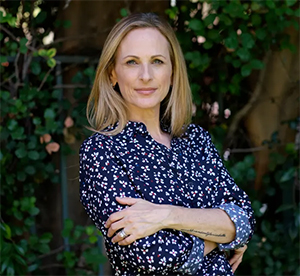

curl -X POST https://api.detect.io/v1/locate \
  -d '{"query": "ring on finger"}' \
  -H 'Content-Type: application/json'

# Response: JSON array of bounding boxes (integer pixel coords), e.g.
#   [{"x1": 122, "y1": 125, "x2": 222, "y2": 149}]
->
[{"x1": 118, "y1": 229, "x2": 127, "y2": 239}]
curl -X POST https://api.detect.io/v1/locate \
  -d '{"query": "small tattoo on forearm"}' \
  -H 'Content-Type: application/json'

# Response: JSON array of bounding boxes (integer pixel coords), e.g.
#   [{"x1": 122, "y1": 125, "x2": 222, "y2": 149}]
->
[{"x1": 181, "y1": 229, "x2": 226, "y2": 237}]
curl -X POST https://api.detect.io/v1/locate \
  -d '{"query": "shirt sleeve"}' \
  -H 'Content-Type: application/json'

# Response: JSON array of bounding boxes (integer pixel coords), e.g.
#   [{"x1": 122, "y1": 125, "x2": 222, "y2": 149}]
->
[
  {"x1": 202, "y1": 129, "x2": 256, "y2": 250},
  {"x1": 79, "y1": 136, "x2": 204, "y2": 275}
]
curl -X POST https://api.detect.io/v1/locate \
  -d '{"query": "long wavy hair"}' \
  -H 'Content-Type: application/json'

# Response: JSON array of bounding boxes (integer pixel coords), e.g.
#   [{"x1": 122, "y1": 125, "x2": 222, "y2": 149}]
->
[{"x1": 87, "y1": 13, "x2": 192, "y2": 137}]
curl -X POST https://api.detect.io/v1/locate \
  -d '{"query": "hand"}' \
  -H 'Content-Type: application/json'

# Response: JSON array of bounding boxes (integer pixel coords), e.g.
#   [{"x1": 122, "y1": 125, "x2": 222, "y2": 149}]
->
[
  {"x1": 105, "y1": 197, "x2": 171, "y2": 246},
  {"x1": 204, "y1": 240, "x2": 217, "y2": 256},
  {"x1": 228, "y1": 245, "x2": 247, "y2": 273}
]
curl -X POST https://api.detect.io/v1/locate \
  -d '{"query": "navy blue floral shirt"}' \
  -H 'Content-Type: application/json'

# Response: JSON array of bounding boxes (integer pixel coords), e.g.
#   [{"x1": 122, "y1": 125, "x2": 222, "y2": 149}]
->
[{"x1": 79, "y1": 121, "x2": 255, "y2": 275}]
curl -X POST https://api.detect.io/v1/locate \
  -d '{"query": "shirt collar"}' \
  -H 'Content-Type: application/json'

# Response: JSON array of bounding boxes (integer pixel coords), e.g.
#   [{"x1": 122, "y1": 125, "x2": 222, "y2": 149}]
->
[{"x1": 117, "y1": 121, "x2": 171, "y2": 140}]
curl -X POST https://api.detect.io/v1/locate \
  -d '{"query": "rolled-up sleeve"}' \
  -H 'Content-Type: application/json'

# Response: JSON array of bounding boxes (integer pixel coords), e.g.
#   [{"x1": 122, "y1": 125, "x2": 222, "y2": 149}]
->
[
  {"x1": 79, "y1": 136, "x2": 204, "y2": 274},
  {"x1": 202, "y1": 130, "x2": 255, "y2": 250}
]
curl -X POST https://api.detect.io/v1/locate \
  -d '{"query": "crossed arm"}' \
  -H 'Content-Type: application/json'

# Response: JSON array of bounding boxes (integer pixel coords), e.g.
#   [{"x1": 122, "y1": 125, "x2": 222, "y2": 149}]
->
[
  {"x1": 105, "y1": 196, "x2": 234, "y2": 247},
  {"x1": 105, "y1": 196, "x2": 246, "y2": 271}
]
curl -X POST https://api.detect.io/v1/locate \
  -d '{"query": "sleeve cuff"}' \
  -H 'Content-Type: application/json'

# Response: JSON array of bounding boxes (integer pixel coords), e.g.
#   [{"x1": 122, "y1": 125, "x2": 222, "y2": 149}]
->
[
  {"x1": 177, "y1": 236, "x2": 204, "y2": 275},
  {"x1": 216, "y1": 203, "x2": 252, "y2": 250}
]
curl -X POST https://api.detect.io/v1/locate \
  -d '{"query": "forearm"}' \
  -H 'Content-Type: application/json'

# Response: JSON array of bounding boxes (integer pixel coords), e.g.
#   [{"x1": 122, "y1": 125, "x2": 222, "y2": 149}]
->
[{"x1": 163, "y1": 205, "x2": 236, "y2": 244}]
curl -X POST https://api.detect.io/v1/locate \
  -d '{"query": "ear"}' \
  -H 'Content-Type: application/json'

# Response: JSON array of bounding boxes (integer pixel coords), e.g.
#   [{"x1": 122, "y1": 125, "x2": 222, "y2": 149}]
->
[{"x1": 110, "y1": 68, "x2": 118, "y2": 86}]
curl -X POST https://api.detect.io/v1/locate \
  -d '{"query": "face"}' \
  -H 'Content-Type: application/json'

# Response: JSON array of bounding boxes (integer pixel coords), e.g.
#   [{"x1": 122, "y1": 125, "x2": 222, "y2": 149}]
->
[{"x1": 110, "y1": 28, "x2": 173, "y2": 118}]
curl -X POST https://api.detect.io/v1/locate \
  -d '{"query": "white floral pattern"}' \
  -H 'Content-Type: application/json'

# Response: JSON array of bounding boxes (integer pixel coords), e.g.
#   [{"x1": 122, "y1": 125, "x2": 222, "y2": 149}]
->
[{"x1": 79, "y1": 121, "x2": 255, "y2": 275}]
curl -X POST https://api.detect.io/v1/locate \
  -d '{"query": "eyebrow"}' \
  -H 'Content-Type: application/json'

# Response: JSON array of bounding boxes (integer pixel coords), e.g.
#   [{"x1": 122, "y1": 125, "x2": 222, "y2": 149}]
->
[{"x1": 123, "y1": 55, "x2": 167, "y2": 60}]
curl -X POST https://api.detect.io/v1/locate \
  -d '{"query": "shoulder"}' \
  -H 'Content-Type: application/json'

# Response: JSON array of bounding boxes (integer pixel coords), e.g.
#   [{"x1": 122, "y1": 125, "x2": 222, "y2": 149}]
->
[
  {"x1": 79, "y1": 132, "x2": 114, "y2": 158},
  {"x1": 184, "y1": 124, "x2": 212, "y2": 144}
]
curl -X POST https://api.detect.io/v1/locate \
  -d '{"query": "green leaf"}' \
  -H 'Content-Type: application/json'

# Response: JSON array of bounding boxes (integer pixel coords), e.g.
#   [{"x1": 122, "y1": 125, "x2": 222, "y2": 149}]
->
[
  {"x1": 203, "y1": 14, "x2": 216, "y2": 26},
  {"x1": 0, "y1": 10, "x2": 4, "y2": 23},
  {"x1": 44, "y1": 108, "x2": 56, "y2": 119},
  {"x1": 15, "y1": 147, "x2": 27, "y2": 159},
  {"x1": 37, "y1": 243, "x2": 50, "y2": 254},
  {"x1": 27, "y1": 264, "x2": 38, "y2": 272},
  {"x1": 266, "y1": 0, "x2": 276, "y2": 9},
  {"x1": 17, "y1": 171, "x2": 26, "y2": 181},
  {"x1": 25, "y1": 166, "x2": 36, "y2": 175},
  {"x1": 35, "y1": 11, "x2": 47, "y2": 24},
  {"x1": 19, "y1": 37, "x2": 28, "y2": 46},
  {"x1": 4, "y1": 223, "x2": 11, "y2": 239},
  {"x1": 241, "y1": 63, "x2": 252, "y2": 77},
  {"x1": 219, "y1": 14, "x2": 232, "y2": 26},
  {"x1": 286, "y1": 0, "x2": 297, "y2": 7},
  {"x1": 280, "y1": 167, "x2": 295, "y2": 182},
  {"x1": 251, "y1": 2, "x2": 261, "y2": 11},
  {"x1": 250, "y1": 59, "x2": 264, "y2": 69},
  {"x1": 14, "y1": 210, "x2": 23, "y2": 220},
  {"x1": 207, "y1": 29, "x2": 219, "y2": 40},
  {"x1": 251, "y1": 14, "x2": 262, "y2": 26},
  {"x1": 256, "y1": 28, "x2": 266, "y2": 40},
  {"x1": 120, "y1": 8, "x2": 128, "y2": 17},
  {"x1": 38, "y1": 49, "x2": 47, "y2": 57},
  {"x1": 89, "y1": 235, "x2": 98, "y2": 244},
  {"x1": 86, "y1": 225, "x2": 95, "y2": 236},
  {"x1": 29, "y1": 207, "x2": 40, "y2": 216},
  {"x1": 7, "y1": 119, "x2": 18, "y2": 131},
  {"x1": 224, "y1": 35, "x2": 238, "y2": 49},
  {"x1": 31, "y1": 61, "x2": 41, "y2": 75},
  {"x1": 0, "y1": 55, "x2": 8, "y2": 63},
  {"x1": 275, "y1": 204, "x2": 294, "y2": 213},
  {"x1": 33, "y1": 117, "x2": 41, "y2": 125},
  {"x1": 47, "y1": 58, "x2": 56, "y2": 68},
  {"x1": 236, "y1": 48, "x2": 251, "y2": 61},
  {"x1": 241, "y1": 33, "x2": 255, "y2": 49},
  {"x1": 40, "y1": 233, "x2": 53, "y2": 243},
  {"x1": 189, "y1": 18, "x2": 204, "y2": 31},
  {"x1": 295, "y1": 8, "x2": 300, "y2": 17},
  {"x1": 1, "y1": 257, "x2": 10, "y2": 273},
  {"x1": 203, "y1": 40, "x2": 213, "y2": 49},
  {"x1": 52, "y1": 89, "x2": 61, "y2": 99},
  {"x1": 1, "y1": 91, "x2": 10, "y2": 100},
  {"x1": 13, "y1": 244, "x2": 25, "y2": 256},
  {"x1": 28, "y1": 151, "x2": 39, "y2": 160},
  {"x1": 64, "y1": 218, "x2": 74, "y2": 231},
  {"x1": 63, "y1": 20, "x2": 72, "y2": 28},
  {"x1": 7, "y1": 16, "x2": 16, "y2": 27},
  {"x1": 14, "y1": 254, "x2": 27, "y2": 266},
  {"x1": 47, "y1": 48, "x2": 56, "y2": 58}
]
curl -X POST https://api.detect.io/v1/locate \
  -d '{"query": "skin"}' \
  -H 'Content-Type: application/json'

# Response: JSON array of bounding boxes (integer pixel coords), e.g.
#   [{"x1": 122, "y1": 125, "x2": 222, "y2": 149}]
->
[{"x1": 108, "y1": 27, "x2": 247, "y2": 272}]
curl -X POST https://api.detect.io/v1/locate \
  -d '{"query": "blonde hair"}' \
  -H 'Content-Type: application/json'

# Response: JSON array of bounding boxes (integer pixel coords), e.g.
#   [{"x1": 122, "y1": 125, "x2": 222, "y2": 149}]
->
[{"x1": 87, "y1": 13, "x2": 192, "y2": 137}]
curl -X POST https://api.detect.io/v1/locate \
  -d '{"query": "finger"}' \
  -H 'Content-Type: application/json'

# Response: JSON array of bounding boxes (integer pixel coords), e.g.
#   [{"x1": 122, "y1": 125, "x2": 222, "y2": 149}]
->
[
  {"x1": 107, "y1": 220, "x2": 125, "y2": 238},
  {"x1": 105, "y1": 210, "x2": 126, "y2": 228},
  {"x1": 112, "y1": 229, "x2": 130, "y2": 243},
  {"x1": 229, "y1": 253, "x2": 241, "y2": 265},
  {"x1": 231, "y1": 256, "x2": 243, "y2": 273},
  {"x1": 118, "y1": 234, "x2": 136, "y2": 246},
  {"x1": 116, "y1": 196, "x2": 140, "y2": 205}
]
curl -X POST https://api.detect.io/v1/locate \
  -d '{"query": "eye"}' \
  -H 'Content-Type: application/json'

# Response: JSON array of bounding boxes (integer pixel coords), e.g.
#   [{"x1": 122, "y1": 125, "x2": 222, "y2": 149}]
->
[
  {"x1": 126, "y1": 60, "x2": 137, "y2": 65},
  {"x1": 153, "y1": 59, "x2": 163, "y2": 64}
]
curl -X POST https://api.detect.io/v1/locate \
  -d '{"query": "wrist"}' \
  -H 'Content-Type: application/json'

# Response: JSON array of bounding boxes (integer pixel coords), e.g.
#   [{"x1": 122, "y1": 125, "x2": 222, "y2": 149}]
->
[{"x1": 160, "y1": 204, "x2": 180, "y2": 229}]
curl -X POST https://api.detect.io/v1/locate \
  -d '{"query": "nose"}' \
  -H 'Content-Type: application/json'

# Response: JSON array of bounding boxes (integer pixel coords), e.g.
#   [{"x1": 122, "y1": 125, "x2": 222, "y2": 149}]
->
[{"x1": 139, "y1": 63, "x2": 152, "y2": 82}]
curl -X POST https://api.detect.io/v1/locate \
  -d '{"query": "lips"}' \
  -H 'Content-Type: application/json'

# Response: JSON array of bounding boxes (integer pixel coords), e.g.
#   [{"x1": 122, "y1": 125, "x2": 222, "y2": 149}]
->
[{"x1": 134, "y1": 88, "x2": 157, "y2": 95}]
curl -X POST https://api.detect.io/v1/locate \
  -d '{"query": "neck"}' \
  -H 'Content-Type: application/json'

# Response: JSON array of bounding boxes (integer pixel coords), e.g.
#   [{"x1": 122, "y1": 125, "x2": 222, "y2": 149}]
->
[{"x1": 127, "y1": 107, "x2": 170, "y2": 147}]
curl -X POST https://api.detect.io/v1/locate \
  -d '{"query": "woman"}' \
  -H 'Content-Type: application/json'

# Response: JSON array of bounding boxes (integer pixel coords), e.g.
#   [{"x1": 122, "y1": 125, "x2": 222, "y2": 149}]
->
[{"x1": 79, "y1": 13, "x2": 255, "y2": 275}]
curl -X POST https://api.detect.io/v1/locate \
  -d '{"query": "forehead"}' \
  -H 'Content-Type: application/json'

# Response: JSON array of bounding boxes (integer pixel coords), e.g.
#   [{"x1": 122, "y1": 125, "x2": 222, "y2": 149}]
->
[{"x1": 116, "y1": 27, "x2": 171, "y2": 57}]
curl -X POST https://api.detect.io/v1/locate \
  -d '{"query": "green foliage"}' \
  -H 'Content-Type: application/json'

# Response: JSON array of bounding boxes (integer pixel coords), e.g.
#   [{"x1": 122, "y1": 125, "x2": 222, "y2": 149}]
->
[
  {"x1": 57, "y1": 219, "x2": 107, "y2": 275},
  {"x1": 166, "y1": 1, "x2": 299, "y2": 275},
  {"x1": 166, "y1": 0, "x2": 299, "y2": 114},
  {"x1": 223, "y1": 133, "x2": 299, "y2": 275},
  {"x1": 0, "y1": 1, "x2": 96, "y2": 275}
]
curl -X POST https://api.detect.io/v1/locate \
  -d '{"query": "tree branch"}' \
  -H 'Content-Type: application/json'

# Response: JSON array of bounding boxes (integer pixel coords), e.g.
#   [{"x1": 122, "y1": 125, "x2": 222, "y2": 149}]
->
[
  {"x1": 38, "y1": 245, "x2": 65, "y2": 259},
  {"x1": 225, "y1": 51, "x2": 271, "y2": 146}
]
